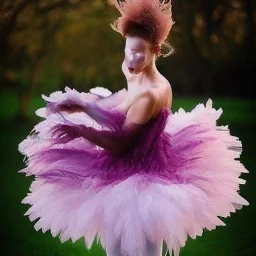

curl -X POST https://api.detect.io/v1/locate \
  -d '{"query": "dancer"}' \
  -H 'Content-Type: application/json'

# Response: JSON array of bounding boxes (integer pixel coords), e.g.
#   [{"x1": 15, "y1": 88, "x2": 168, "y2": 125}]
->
[{"x1": 19, "y1": 1, "x2": 249, "y2": 256}]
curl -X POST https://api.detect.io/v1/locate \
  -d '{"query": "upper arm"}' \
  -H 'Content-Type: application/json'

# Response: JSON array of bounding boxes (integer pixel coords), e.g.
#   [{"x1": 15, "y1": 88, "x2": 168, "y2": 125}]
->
[
  {"x1": 125, "y1": 90, "x2": 158, "y2": 125},
  {"x1": 110, "y1": 91, "x2": 157, "y2": 153}
]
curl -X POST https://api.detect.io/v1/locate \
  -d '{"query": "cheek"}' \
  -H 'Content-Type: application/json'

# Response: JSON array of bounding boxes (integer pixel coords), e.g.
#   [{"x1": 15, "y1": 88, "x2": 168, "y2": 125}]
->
[
  {"x1": 124, "y1": 52, "x2": 148, "y2": 70},
  {"x1": 133, "y1": 55, "x2": 146, "y2": 67}
]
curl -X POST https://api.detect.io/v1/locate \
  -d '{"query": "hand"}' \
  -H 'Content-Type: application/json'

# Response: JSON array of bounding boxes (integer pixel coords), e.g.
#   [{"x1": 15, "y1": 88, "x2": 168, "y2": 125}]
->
[
  {"x1": 51, "y1": 124, "x2": 84, "y2": 144},
  {"x1": 47, "y1": 99, "x2": 86, "y2": 114},
  {"x1": 58, "y1": 102, "x2": 85, "y2": 113}
]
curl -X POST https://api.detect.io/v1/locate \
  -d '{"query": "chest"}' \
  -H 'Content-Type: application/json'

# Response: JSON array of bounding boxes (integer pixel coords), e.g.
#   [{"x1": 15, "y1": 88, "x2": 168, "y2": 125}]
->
[{"x1": 114, "y1": 91, "x2": 137, "y2": 114}]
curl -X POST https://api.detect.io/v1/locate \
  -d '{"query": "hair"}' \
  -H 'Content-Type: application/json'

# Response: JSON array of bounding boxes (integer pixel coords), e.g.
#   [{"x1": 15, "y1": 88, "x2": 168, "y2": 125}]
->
[{"x1": 110, "y1": 0, "x2": 174, "y2": 57}]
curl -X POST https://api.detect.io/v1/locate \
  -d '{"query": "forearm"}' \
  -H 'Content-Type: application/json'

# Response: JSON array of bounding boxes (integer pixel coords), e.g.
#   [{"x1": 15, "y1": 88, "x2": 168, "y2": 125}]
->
[
  {"x1": 47, "y1": 88, "x2": 126, "y2": 114},
  {"x1": 47, "y1": 92, "x2": 126, "y2": 130},
  {"x1": 81, "y1": 127, "x2": 136, "y2": 155},
  {"x1": 52, "y1": 123, "x2": 140, "y2": 155}
]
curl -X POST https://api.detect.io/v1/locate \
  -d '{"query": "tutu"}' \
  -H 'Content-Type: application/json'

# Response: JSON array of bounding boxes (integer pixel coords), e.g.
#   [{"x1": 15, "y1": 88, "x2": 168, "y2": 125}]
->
[{"x1": 19, "y1": 87, "x2": 249, "y2": 256}]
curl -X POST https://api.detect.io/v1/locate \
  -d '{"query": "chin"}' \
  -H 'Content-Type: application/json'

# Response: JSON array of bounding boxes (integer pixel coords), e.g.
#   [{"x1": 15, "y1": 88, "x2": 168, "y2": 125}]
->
[
  {"x1": 128, "y1": 68, "x2": 140, "y2": 74},
  {"x1": 133, "y1": 68, "x2": 143, "y2": 74},
  {"x1": 128, "y1": 66, "x2": 144, "y2": 74}
]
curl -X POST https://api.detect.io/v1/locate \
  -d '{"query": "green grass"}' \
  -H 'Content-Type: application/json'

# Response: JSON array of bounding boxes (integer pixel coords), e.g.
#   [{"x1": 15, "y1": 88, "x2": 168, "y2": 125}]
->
[
  {"x1": 0, "y1": 90, "x2": 255, "y2": 126},
  {"x1": 0, "y1": 98, "x2": 254, "y2": 256},
  {"x1": 172, "y1": 97, "x2": 255, "y2": 125}
]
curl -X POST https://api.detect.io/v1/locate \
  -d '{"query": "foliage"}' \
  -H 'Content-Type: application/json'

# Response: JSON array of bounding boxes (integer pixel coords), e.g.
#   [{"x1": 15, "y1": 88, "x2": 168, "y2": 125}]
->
[{"x1": 0, "y1": 0, "x2": 255, "y2": 118}]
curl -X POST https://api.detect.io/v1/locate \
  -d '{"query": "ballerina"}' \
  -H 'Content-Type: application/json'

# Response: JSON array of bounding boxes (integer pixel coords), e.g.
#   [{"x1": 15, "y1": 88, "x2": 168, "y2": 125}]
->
[{"x1": 19, "y1": 1, "x2": 249, "y2": 256}]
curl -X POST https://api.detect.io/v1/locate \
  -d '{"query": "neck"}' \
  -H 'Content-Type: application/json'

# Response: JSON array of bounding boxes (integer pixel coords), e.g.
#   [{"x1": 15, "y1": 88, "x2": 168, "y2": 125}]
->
[{"x1": 136, "y1": 56, "x2": 158, "y2": 85}]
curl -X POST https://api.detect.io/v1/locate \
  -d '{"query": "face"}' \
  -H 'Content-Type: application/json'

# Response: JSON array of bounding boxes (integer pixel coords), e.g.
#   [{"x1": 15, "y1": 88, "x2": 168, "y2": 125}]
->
[{"x1": 124, "y1": 36, "x2": 156, "y2": 74}]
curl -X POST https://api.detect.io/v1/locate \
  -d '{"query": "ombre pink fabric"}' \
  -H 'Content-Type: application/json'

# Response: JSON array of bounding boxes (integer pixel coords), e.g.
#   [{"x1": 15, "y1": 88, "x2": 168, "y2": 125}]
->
[{"x1": 19, "y1": 87, "x2": 249, "y2": 256}]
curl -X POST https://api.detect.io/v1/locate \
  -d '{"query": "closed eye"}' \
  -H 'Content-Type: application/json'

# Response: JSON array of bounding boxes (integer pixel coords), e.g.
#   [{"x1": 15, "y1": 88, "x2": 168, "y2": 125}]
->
[{"x1": 124, "y1": 49, "x2": 139, "y2": 54}]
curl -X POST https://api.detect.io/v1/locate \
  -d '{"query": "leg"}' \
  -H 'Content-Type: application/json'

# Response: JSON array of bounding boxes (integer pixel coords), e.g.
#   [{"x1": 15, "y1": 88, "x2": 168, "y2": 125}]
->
[
  {"x1": 144, "y1": 239, "x2": 163, "y2": 256},
  {"x1": 106, "y1": 239, "x2": 123, "y2": 256},
  {"x1": 106, "y1": 239, "x2": 163, "y2": 256}
]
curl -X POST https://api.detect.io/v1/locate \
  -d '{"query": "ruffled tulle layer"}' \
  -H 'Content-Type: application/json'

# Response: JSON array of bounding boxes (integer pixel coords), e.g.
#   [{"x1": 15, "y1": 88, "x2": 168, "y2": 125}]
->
[{"x1": 19, "y1": 88, "x2": 249, "y2": 256}]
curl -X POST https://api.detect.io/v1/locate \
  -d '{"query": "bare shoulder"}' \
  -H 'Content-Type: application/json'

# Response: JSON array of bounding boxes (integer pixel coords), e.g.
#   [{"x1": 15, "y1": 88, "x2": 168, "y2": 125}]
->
[
  {"x1": 153, "y1": 75, "x2": 173, "y2": 109},
  {"x1": 133, "y1": 88, "x2": 159, "y2": 113},
  {"x1": 137, "y1": 88, "x2": 159, "y2": 101},
  {"x1": 160, "y1": 75, "x2": 172, "y2": 94},
  {"x1": 126, "y1": 88, "x2": 159, "y2": 124},
  {"x1": 164, "y1": 80, "x2": 172, "y2": 108}
]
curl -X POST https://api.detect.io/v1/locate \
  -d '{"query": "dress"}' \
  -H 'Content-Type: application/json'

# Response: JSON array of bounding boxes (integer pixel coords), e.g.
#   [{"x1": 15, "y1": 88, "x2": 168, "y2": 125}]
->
[{"x1": 19, "y1": 87, "x2": 249, "y2": 256}]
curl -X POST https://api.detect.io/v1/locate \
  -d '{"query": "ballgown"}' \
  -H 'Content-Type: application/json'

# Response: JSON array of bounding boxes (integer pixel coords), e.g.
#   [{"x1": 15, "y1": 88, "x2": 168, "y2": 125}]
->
[{"x1": 19, "y1": 87, "x2": 249, "y2": 256}]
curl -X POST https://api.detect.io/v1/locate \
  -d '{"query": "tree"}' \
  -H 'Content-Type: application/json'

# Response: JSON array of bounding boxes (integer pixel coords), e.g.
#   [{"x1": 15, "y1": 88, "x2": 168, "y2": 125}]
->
[{"x1": 1, "y1": 0, "x2": 255, "y2": 120}]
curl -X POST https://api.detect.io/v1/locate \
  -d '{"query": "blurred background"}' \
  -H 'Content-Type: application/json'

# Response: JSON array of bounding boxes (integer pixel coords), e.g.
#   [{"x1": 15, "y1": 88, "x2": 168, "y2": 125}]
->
[{"x1": 0, "y1": 0, "x2": 255, "y2": 255}]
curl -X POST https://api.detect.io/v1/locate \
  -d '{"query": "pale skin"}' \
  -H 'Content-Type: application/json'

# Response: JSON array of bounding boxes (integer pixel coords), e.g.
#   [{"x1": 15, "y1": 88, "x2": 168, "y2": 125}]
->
[
  {"x1": 114, "y1": 35, "x2": 172, "y2": 128},
  {"x1": 105, "y1": 37, "x2": 172, "y2": 255},
  {"x1": 51, "y1": 35, "x2": 172, "y2": 255},
  {"x1": 51, "y1": 35, "x2": 173, "y2": 155}
]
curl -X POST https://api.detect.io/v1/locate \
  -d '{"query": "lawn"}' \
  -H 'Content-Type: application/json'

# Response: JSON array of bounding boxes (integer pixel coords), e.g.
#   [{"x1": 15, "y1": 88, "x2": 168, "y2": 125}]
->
[{"x1": 0, "y1": 97, "x2": 254, "y2": 256}]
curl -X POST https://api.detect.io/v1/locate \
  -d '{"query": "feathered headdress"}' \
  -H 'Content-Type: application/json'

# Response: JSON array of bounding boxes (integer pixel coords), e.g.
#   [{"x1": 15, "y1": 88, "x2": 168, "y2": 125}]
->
[{"x1": 110, "y1": 0, "x2": 173, "y2": 44}]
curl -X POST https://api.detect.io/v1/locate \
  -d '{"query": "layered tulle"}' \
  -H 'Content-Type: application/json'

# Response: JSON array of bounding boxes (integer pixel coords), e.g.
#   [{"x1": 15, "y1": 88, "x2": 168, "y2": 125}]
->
[{"x1": 19, "y1": 87, "x2": 249, "y2": 256}]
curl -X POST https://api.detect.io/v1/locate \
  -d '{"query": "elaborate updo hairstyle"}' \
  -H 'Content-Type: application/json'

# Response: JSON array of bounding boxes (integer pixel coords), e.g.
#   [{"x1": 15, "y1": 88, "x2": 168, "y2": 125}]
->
[{"x1": 110, "y1": 0, "x2": 174, "y2": 57}]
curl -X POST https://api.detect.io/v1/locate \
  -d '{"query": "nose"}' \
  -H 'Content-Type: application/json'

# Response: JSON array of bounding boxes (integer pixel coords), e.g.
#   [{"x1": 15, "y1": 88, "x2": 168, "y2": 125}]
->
[
  {"x1": 125, "y1": 54, "x2": 134, "y2": 68},
  {"x1": 126, "y1": 52, "x2": 134, "y2": 62}
]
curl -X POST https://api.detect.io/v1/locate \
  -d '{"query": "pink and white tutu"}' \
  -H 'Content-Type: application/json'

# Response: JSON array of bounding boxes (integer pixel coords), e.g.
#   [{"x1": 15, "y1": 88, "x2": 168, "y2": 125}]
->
[{"x1": 19, "y1": 87, "x2": 249, "y2": 256}]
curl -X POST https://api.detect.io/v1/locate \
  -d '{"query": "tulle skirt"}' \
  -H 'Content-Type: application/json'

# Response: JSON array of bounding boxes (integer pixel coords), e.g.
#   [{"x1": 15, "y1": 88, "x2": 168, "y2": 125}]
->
[{"x1": 19, "y1": 89, "x2": 249, "y2": 256}]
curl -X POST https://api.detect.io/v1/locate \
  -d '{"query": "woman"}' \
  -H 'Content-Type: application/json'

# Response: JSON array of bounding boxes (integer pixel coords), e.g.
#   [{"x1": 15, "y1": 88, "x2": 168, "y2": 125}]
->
[{"x1": 19, "y1": 1, "x2": 249, "y2": 256}]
